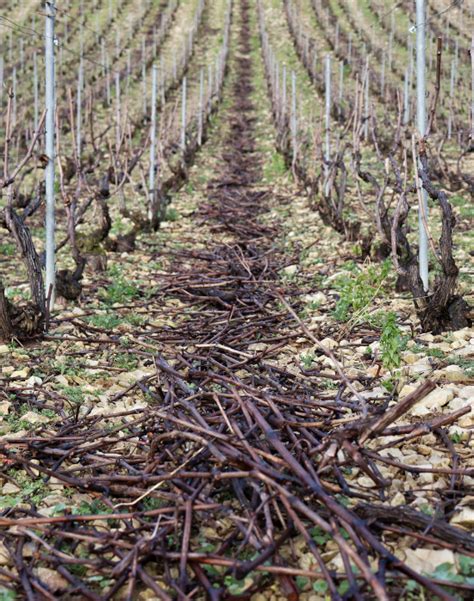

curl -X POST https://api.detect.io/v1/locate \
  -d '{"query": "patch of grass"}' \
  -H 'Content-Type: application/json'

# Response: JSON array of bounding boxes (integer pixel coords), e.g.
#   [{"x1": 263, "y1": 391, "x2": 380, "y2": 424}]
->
[
  {"x1": 184, "y1": 182, "x2": 195, "y2": 195},
  {"x1": 110, "y1": 218, "x2": 129, "y2": 235},
  {"x1": 306, "y1": 300, "x2": 321, "y2": 311},
  {"x1": 263, "y1": 150, "x2": 287, "y2": 180},
  {"x1": 5, "y1": 287, "x2": 31, "y2": 301},
  {"x1": 76, "y1": 500, "x2": 112, "y2": 515},
  {"x1": 445, "y1": 356, "x2": 474, "y2": 378},
  {"x1": 100, "y1": 279, "x2": 140, "y2": 306},
  {"x1": 381, "y1": 378, "x2": 396, "y2": 393},
  {"x1": 87, "y1": 313, "x2": 124, "y2": 329},
  {"x1": 300, "y1": 352, "x2": 315, "y2": 369},
  {"x1": 59, "y1": 385, "x2": 85, "y2": 406},
  {"x1": 99, "y1": 265, "x2": 140, "y2": 305},
  {"x1": 41, "y1": 409, "x2": 56, "y2": 419},
  {"x1": 69, "y1": 564, "x2": 88, "y2": 577},
  {"x1": 450, "y1": 194, "x2": 473, "y2": 219},
  {"x1": 0, "y1": 470, "x2": 48, "y2": 507},
  {"x1": 113, "y1": 353, "x2": 139, "y2": 370},
  {"x1": 164, "y1": 207, "x2": 181, "y2": 222},
  {"x1": 141, "y1": 496, "x2": 168, "y2": 511},
  {"x1": 1, "y1": 405, "x2": 32, "y2": 433},
  {"x1": 125, "y1": 313, "x2": 146, "y2": 326},
  {"x1": 426, "y1": 559, "x2": 474, "y2": 596},
  {"x1": 331, "y1": 260, "x2": 391, "y2": 323},
  {"x1": 411, "y1": 344, "x2": 450, "y2": 360},
  {"x1": 0, "y1": 243, "x2": 15, "y2": 256}
]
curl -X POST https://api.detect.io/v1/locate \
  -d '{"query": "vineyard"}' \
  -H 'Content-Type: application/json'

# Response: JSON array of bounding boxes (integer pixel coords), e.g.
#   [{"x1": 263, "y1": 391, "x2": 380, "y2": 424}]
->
[{"x1": 0, "y1": 0, "x2": 473, "y2": 599}]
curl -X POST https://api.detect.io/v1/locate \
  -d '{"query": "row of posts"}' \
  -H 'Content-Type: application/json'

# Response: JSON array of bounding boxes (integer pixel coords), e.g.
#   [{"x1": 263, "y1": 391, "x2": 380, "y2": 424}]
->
[{"x1": 259, "y1": 0, "x2": 432, "y2": 291}]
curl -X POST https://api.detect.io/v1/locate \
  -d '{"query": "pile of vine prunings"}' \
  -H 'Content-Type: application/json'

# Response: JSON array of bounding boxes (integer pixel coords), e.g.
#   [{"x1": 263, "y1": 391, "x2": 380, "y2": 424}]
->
[{"x1": 0, "y1": 1, "x2": 473, "y2": 599}]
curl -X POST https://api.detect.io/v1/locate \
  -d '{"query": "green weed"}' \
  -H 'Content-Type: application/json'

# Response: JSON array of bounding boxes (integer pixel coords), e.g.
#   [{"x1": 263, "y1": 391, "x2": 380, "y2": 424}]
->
[
  {"x1": 0, "y1": 470, "x2": 48, "y2": 507},
  {"x1": 100, "y1": 280, "x2": 140, "y2": 305},
  {"x1": 411, "y1": 345, "x2": 446, "y2": 359},
  {"x1": 164, "y1": 208, "x2": 181, "y2": 222},
  {"x1": 380, "y1": 312, "x2": 407, "y2": 370},
  {"x1": 331, "y1": 260, "x2": 391, "y2": 323},
  {"x1": 100, "y1": 265, "x2": 140, "y2": 305},
  {"x1": 300, "y1": 352, "x2": 315, "y2": 369},
  {"x1": 87, "y1": 313, "x2": 124, "y2": 329},
  {"x1": 263, "y1": 150, "x2": 286, "y2": 180},
  {"x1": 0, "y1": 243, "x2": 15, "y2": 256},
  {"x1": 445, "y1": 356, "x2": 473, "y2": 378},
  {"x1": 113, "y1": 353, "x2": 139, "y2": 370}
]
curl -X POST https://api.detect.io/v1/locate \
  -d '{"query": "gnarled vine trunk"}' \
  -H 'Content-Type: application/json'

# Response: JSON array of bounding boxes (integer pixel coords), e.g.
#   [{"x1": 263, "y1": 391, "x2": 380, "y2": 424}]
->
[
  {"x1": 0, "y1": 207, "x2": 46, "y2": 341},
  {"x1": 391, "y1": 145, "x2": 471, "y2": 333}
]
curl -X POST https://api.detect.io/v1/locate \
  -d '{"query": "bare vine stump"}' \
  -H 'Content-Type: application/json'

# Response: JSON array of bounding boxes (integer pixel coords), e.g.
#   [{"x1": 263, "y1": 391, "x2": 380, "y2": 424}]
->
[
  {"x1": 392, "y1": 147, "x2": 471, "y2": 334},
  {"x1": 0, "y1": 208, "x2": 45, "y2": 342},
  {"x1": 56, "y1": 259, "x2": 86, "y2": 302}
]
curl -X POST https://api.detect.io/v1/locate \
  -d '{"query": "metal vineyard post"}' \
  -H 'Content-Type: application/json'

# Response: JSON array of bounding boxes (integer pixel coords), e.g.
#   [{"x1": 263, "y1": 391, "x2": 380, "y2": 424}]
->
[
  {"x1": 45, "y1": 0, "x2": 56, "y2": 308},
  {"x1": 416, "y1": 0, "x2": 429, "y2": 291}
]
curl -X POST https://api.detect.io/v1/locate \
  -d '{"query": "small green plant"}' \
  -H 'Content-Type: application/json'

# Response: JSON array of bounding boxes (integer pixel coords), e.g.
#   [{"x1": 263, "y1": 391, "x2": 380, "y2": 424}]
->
[
  {"x1": 141, "y1": 496, "x2": 168, "y2": 511},
  {"x1": 224, "y1": 574, "x2": 252, "y2": 595},
  {"x1": 300, "y1": 352, "x2": 315, "y2": 369},
  {"x1": 113, "y1": 353, "x2": 139, "y2": 370},
  {"x1": 0, "y1": 470, "x2": 48, "y2": 507},
  {"x1": 59, "y1": 386, "x2": 87, "y2": 420},
  {"x1": 5, "y1": 287, "x2": 31, "y2": 301},
  {"x1": 425, "y1": 347, "x2": 446, "y2": 359},
  {"x1": 0, "y1": 243, "x2": 15, "y2": 256},
  {"x1": 87, "y1": 313, "x2": 124, "y2": 329},
  {"x1": 87, "y1": 575, "x2": 114, "y2": 590},
  {"x1": 428, "y1": 560, "x2": 474, "y2": 585},
  {"x1": 51, "y1": 503, "x2": 68, "y2": 516},
  {"x1": 381, "y1": 378, "x2": 396, "y2": 392},
  {"x1": 459, "y1": 555, "x2": 474, "y2": 577},
  {"x1": 313, "y1": 580, "x2": 329, "y2": 594},
  {"x1": 445, "y1": 356, "x2": 474, "y2": 378},
  {"x1": 307, "y1": 300, "x2": 321, "y2": 311},
  {"x1": 125, "y1": 313, "x2": 146, "y2": 326},
  {"x1": 338, "y1": 580, "x2": 350, "y2": 595},
  {"x1": 332, "y1": 260, "x2": 391, "y2": 323},
  {"x1": 2, "y1": 405, "x2": 33, "y2": 433},
  {"x1": 164, "y1": 208, "x2": 180, "y2": 221},
  {"x1": 310, "y1": 526, "x2": 330, "y2": 546},
  {"x1": 295, "y1": 576, "x2": 310, "y2": 591},
  {"x1": 100, "y1": 266, "x2": 140, "y2": 305},
  {"x1": 400, "y1": 557, "x2": 473, "y2": 600},
  {"x1": 263, "y1": 150, "x2": 286, "y2": 180},
  {"x1": 69, "y1": 564, "x2": 88, "y2": 577},
  {"x1": 450, "y1": 432, "x2": 463, "y2": 444},
  {"x1": 419, "y1": 503, "x2": 434, "y2": 516},
  {"x1": 76, "y1": 499, "x2": 113, "y2": 515},
  {"x1": 380, "y1": 312, "x2": 407, "y2": 370},
  {"x1": 41, "y1": 409, "x2": 56, "y2": 419},
  {"x1": 101, "y1": 280, "x2": 140, "y2": 305},
  {"x1": 197, "y1": 539, "x2": 217, "y2": 553},
  {"x1": 412, "y1": 344, "x2": 446, "y2": 359}
]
